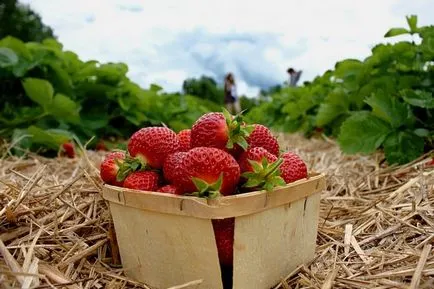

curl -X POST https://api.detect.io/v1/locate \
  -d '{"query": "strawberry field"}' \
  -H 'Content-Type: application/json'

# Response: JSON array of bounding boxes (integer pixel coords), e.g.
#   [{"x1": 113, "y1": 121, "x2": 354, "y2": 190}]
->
[
  {"x1": 1, "y1": 11, "x2": 434, "y2": 289},
  {"x1": 248, "y1": 16, "x2": 434, "y2": 166},
  {"x1": 0, "y1": 16, "x2": 433, "y2": 165},
  {"x1": 1, "y1": 133, "x2": 433, "y2": 288}
]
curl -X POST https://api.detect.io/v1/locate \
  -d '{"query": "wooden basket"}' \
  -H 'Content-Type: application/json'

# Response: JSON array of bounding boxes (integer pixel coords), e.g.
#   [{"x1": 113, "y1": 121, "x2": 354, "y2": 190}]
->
[{"x1": 102, "y1": 172, "x2": 326, "y2": 289}]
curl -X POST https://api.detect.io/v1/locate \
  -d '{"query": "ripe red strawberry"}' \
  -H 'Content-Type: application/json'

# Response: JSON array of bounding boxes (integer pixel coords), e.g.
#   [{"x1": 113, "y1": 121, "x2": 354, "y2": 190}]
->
[
  {"x1": 62, "y1": 142, "x2": 75, "y2": 158},
  {"x1": 157, "y1": 184, "x2": 183, "y2": 195},
  {"x1": 123, "y1": 171, "x2": 161, "y2": 191},
  {"x1": 100, "y1": 151, "x2": 126, "y2": 186},
  {"x1": 174, "y1": 147, "x2": 240, "y2": 197},
  {"x1": 128, "y1": 127, "x2": 180, "y2": 169},
  {"x1": 246, "y1": 124, "x2": 280, "y2": 156},
  {"x1": 238, "y1": 147, "x2": 285, "y2": 191},
  {"x1": 280, "y1": 152, "x2": 308, "y2": 183},
  {"x1": 212, "y1": 218, "x2": 234, "y2": 266},
  {"x1": 95, "y1": 140, "x2": 108, "y2": 151},
  {"x1": 163, "y1": 152, "x2": 186, "y2": 184},
  {"x1": 178, "y1": 129, "x2": 191, "y2": 152},
  {"x1": 190, "y1": 110, "x2": 253, "y2": 153}
]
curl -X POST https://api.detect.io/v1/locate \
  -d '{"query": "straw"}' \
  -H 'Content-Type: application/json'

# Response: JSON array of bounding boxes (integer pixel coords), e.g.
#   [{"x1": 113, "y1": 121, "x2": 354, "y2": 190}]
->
[{"x1": 1, "y1": 133, "x2": 433, "y2": 288}]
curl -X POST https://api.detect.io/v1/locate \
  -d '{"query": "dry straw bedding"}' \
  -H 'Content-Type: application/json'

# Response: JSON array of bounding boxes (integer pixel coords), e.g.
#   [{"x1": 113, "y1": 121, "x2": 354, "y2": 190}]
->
[{"x1": 0, "y1": 134, "x2": 433, "y2": 289}]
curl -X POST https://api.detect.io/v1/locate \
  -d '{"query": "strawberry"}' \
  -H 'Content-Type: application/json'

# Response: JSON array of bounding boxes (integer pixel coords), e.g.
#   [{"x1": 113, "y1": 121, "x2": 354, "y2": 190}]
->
[
  {"x1": 238, "y1": 147, "x2": 285, "y2": 191},
  {"x1": 123, "y1": 171, "x2": 161, "y2": 191},
  {"x1": 238, "y1": 147, "x2": 277, "y2": 173},
  {"x1": 174, "y1": 147, "x2": 240, "y2": 197},
  {"x1": 62, "y1": 142, "x2": 75, "y2": 158},
  {"x1": 246, "y1": 124, "x2": 280, "y2": 156},
  {"x1": 128, "y1": 127, "x2": 180, "y2": 169},
  {"x1": 190, "y1": 109, "x2": 254, "y2": 153},
  {"x1": 95, "y1": 140, "x2": 108, "y2": 151},
  {"x1": 163, "y1": 152, "x2": 186, "y2": 184},
  {"x1": 212, "y1": 218, "x2": 235, "y2": 266},
  {"x1": 157, "y1": 184, "x2": 183, "y2": 195},
  {"x1": 178, "y1": 129, "x2": 191, "y2": 152},
  {"x1": 280, "y1": 151, "x2": 308, "y2": 183},
  {"x1": 100, "y1": 151, "x2": 127, "y2": 186},
  {"x1": 315, "y1": 127, "x2": 324, "y2": 133}
]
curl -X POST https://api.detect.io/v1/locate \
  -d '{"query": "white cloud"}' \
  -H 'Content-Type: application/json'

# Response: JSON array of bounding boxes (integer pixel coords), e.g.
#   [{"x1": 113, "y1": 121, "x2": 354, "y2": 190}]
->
[
  {"x1": 19, "y1": 0, "x2": 434, "y2": 96},
  {"x1": 150, "y1": 70, "x2": 189, "y2": 90}
]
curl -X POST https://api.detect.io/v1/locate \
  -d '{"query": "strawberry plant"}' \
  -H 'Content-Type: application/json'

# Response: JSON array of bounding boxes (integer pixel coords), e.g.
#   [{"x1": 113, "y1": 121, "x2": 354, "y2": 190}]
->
[
  {"x1": 0, "y1": 36, "x2": 219, "y2": 156},
  {"x1": 249, "y1": 15, "x2": 434, "y2": 165}
]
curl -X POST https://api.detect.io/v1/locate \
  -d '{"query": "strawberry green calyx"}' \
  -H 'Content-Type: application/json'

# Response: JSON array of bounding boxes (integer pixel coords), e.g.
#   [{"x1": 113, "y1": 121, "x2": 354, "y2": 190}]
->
[
  {"x1": 242, "y1": 157, "x2": 285, "y2": 192},
  {"x1": 115, "y1": 155, "x2": 149, "y2": 183},
  {"x1": 222, "y1": 108, "x2": 254, "y2": 151},
  {"x1": 189, "y1": 174, "x2": 224, "y2": 199}
]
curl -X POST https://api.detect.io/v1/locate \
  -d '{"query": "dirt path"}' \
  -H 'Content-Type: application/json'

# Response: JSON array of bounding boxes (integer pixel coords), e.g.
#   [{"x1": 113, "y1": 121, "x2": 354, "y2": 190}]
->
[{"x1": 0, "y1": 134, "x2": 433, "y2": 288}]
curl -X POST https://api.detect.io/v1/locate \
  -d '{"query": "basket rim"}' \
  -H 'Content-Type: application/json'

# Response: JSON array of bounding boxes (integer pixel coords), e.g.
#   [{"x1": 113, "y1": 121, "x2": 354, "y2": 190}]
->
[{"x1": 102, "y1": 172, "x2": 326, "y2": 219}]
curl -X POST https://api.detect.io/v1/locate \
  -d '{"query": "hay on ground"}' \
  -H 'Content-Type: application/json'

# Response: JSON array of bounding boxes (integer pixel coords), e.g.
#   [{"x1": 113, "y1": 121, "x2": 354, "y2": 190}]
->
[{"x1": 0, "y1": 134, "x2": 433, "y2": 289}]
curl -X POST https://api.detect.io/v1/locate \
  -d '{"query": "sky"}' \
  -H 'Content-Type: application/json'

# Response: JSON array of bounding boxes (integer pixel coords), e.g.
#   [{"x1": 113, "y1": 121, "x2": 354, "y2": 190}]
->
[{"x1": 21, "y1": 0, "x2": 434, "y2": 97}]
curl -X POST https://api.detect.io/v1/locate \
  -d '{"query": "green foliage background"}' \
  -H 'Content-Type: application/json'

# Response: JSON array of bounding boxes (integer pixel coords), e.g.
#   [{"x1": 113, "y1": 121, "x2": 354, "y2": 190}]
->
[
  {"x1": 246, "y1": 16, "x2": 434, "y2": 165},
  {"x1": 0, "y1": 0, "x2": 55, "y2": 42},
  {"x1": 0, "y1": 6, "x2": 433, "y2": 166},
  {"x1": 0, "y1": 36, "x2": 225, "y2": 155}
]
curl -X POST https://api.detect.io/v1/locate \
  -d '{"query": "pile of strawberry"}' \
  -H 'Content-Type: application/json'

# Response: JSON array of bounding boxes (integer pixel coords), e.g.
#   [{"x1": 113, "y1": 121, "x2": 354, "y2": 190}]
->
[{"x1": 99, "y1": 109, "x2": 308, "y2": 266}]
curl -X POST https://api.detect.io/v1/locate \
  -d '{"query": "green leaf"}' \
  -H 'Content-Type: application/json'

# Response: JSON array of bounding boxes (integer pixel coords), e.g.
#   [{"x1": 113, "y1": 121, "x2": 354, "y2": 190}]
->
[
  {"x1": 42, "y1": 38, "x2": 63, "y2": 51},
  {"x1": 27, "y1": 126, "x2": 71, "y2": 150},
  {"x1": 80, "y1": 111, "x2": 109, "y2": 130},
  {"x1": 45, "y1": 61, "x2": 74, "y2": 95},
  {"x1": 150, "y1": 83, "x2": 163, "y2": 92},
  {"x1": 0, "y1": 36, "x2": 32, "y2": 60},
  {"x1": 210, "y1": 174, "x2": 224, "y2": 191},
  {"x1": 235, "y1": 137, "x2": 248, "y2": 151},
  {"x1": 190, "y1": 176, "x2": 223, "y2": 199},
  {"x1": 248, "y1": 160, "x2": 264, "y2": 173},
  {"x1": 271, "y1": 176, "x2": 286, "y2": 187},
  {"x1": 46, "y1": 93, "x2": 80, "y2": 124},
  {"x1": 383, "y1": 131, "x2": 424, "y2": 165},
  {"x1": 0, "y1": 48, "x2": 18, "y2": 67},
  {"x1": 191, "y1": 178, "x2": 210, "y2": 193},
  {"x1": 401, "y1": 90, "x2": 434, "y2": 108},
  {"x1": 226, "y1": 139, "x2": 234, "y2": 149},
  {"x1": 244, "y1": 178, "x2": 263, "y2": 188},
  {"x1": 365, "y1": 91, "x2": 411, "y2": 128},
  {"x1": 406, "y1": 15, "x2": 418, "y2": 32},
  {"x1": 222, "y1": 107, "x2": 233, "y2": 123},
  {"x1": 414, "y1": 128, "x2": 430, "y2": 137},
  {"x1": 10, "y1": 129, "x2": 33, "y2": 156},
  {"x1": 384, "y1": 28, "x2": 409, "y2": 38},
  {"x1": 316, "y1": 103, "x2": 345, "y2": 127},
  {"x1": 282, "y1": 103, "x2": 302, "y2": 120},
  {"x1": 338, "y1": 111, "x2": 391, "y2": 154},
  {"x1": 261, "y1": 157, "x2": 268, "y2": 169},
  {"x1": 22, "y1": 78, "x2": 54, "y2": 107},
  {"x1": 334, "y1": 59, "x2": 364, "y2": 81}
]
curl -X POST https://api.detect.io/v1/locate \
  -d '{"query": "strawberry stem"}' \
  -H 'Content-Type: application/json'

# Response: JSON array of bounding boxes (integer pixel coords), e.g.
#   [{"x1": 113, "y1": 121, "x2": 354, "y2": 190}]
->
[
  {"x1": 189, "y1": 174, "x2": 224, "y2": 199},
  {"x1": 242, "y1": 157, "x2": 285, "y2": 192},
  {"x1": 222, "y1": 108, "x2": 254, "y2": 151},
  {"x1": 115, "y1": 155, "x2": 150, "y2": 182}
]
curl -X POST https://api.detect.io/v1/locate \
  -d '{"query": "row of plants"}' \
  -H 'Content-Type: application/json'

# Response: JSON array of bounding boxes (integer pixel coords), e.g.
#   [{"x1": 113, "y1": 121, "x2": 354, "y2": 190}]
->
[
  {"x1": 0, "y1": 36, "x2": 221, "y2": 156},
  {"x1": 246, "y1": 16, "x2": 434, "y2": 165},
  {"x1": 1, "y1": 15, "x2": 433, "y2": 165}
]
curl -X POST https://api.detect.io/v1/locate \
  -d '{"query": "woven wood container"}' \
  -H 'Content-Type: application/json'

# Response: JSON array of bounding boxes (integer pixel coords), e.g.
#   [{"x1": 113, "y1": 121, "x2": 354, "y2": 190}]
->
[{"x1": 103, "y1": 173, "x2": 326, "y2": 289}]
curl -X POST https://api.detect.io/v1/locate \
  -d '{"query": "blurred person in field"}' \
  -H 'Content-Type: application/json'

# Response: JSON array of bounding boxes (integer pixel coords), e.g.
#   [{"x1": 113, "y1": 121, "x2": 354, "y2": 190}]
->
[
  {"x1": 224, "y1": 72, "x2": 241, "y2": 114},
  {"x1": 287, "y1": 67, "x2": 302, "y2": 87}
]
